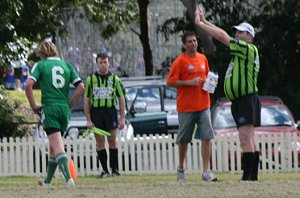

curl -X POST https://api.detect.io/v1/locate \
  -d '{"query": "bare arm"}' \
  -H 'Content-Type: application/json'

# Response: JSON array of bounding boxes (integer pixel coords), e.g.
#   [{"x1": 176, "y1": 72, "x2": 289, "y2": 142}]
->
[
  {"x1": 83, "y1": 95, "x2": 93, "y2": 128},
  {"x1": 118, "y1": 95, "x2": 126, "y2": 130},
  {"x1": 195, "y1": 4, "x2": 230, "y2": 47},
  {"x1": 69, "y1": 82, "x2": 84, "y2": 110},
  {"x1": 25, "y1": 78, "x2": 42, "y2": 116}
]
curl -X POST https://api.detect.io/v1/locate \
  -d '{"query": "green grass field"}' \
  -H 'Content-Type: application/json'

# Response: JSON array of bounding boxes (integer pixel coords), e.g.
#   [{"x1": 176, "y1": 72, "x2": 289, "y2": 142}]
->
[{"x1": 1, "y1": 173, "x2": 300, "y2": 198}]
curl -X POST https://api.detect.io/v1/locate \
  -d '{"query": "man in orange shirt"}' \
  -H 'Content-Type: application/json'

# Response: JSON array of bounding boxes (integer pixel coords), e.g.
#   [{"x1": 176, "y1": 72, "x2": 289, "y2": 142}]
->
[{"x1": 167, "y1": 31, "x2": 217, "y2": 182}]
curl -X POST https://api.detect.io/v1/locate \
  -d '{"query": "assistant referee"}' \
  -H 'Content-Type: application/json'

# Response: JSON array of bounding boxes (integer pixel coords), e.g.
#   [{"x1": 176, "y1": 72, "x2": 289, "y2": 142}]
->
[{"x1": 83, "y1": 53, "x2": 126, "y2": 179}]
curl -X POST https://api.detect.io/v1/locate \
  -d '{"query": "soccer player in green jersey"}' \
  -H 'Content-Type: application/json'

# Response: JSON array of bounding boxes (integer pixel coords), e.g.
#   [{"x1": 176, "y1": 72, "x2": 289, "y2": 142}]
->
[
  {"x1": 195, "y1": 5, "x2": 261, "y2": 181},
  {"x1": 25, "y1": 41, "x2": 84, "y2": 186},
  {"x1": 84, "y1": 52, "x2": 126, "y2": 179}
]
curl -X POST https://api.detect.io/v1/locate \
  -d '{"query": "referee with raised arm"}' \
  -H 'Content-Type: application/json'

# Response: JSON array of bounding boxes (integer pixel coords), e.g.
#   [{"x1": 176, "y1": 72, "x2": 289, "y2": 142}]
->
[
  {"x1": 83, "y1": 52, "x2": 126, "y2": 179},
  {"x1": 195, "y1": 5, "x2": 261, "y2": 181}
]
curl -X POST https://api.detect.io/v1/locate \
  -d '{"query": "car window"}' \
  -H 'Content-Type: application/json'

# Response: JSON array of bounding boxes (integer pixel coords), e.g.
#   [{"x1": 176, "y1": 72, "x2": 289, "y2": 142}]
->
[
  {"x1": 214, "y1": 104, "x2": 294, "y2": 129},
  {"x1": 165, "y1": 87, "x2": 177, "y2": 99},
  {"x1": 125, "y1": 87, "x2": 138, "y2": 102},
  {"x1": 126, "y1": 85, "x2": 178, "y2": 101},
  {"x1": 126, "y1": 87, "x2": 161, "y2": 102},
  {"x1": 136, "y1": 87, "x2": 160, "y2": 101},
  {"x1": 261, "y1": 105, "x2": 293, "y2": 126},
  {"x1": 214, "y1": 107, "x2": 236, "y2": 128}
]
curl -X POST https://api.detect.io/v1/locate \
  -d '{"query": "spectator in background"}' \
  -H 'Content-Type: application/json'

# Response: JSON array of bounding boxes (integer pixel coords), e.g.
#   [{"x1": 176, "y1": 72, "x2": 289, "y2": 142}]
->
[
  {"x1": 21, "y1": 65, "x2": 30, "y2": 90},
  {"x1": 66, "y1": 47, "x2": 81, "y2": 73},
  {"x1": 3, "y1": 65, "x2": 16, "y2": 90},
  {"x1": 112, "y1": 63, "x2": 128, "y2": 77},
  {"x1": 14, "y1": 66, "x2": 23, "y2": 91},
  {"x1": 136, "y1": 49, "x2": 145, "y2": 76}
]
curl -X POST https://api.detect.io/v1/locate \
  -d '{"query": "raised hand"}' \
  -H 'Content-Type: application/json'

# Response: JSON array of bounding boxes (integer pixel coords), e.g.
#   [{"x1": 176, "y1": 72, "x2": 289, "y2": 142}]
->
[
  {"x1": 194, "y1": 4, "x2": 201, "y2": 25},
  {"x1": 195, "y1": 4, "x2": 205, "y2": 26},
  {"x1": 197, "y1": 4, "x2": 205, "y2": 21}
]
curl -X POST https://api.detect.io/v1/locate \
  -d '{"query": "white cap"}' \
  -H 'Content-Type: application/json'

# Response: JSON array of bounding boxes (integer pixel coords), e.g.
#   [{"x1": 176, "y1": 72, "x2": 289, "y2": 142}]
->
[{"x1": 233, "y1": 22, "x2": 255, "y2": 38}]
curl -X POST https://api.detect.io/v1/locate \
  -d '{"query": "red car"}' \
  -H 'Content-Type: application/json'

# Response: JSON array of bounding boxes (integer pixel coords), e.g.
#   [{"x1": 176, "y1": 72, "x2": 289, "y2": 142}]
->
[{"x1": 211, "y1": 96, "x2": 300, "y2": 168}]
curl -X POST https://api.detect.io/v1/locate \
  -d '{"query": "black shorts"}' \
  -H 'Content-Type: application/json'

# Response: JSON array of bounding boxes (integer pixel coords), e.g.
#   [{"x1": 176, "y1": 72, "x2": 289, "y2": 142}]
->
[
  {"x1": 90, "y1": 107, "x2": 118, "y2": 131},
  {"x1": 45, "y1": 128, "x2": 63, "y2": 136},
  {"x1": 231, "y1": 93, "x2": 261, "y2": 128},
  {"x1": 14, "y1": 67, "x2": 22, "y2": 79}
]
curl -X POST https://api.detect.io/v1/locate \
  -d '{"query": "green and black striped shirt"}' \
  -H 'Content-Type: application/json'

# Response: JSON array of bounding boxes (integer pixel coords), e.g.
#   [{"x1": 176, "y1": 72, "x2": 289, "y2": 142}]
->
[
  {"x1": 84, "y1": 72, "x2": 125, "y2": 108},
  {"x1": 224, "y1": 37, "x2": 260, "y2": 101}
]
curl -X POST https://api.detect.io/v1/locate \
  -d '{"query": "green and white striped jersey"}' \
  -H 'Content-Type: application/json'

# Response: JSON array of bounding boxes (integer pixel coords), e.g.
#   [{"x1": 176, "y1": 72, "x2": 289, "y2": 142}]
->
[
  {"x1": 224, "y1": 37, "x2": 260, "y2": 101},
  {"x1": 84, "y1": 72, "x2": 124, "y2": 108}
]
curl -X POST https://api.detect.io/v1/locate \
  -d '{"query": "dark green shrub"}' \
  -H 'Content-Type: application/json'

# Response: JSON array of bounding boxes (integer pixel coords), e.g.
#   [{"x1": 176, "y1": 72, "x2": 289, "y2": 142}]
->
[{"x1": 0, "y1": 85, "x2": 31, "y2": 138}]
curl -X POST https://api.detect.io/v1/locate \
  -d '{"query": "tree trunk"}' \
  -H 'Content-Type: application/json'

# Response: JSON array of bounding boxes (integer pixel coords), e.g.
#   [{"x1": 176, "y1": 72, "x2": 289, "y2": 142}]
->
[
  {"x1": 180, "y1": 0, "x2": 216, "y2": 57},
  {"x1": 137, "y1": 0, "x2": 153, "y2": 76}
]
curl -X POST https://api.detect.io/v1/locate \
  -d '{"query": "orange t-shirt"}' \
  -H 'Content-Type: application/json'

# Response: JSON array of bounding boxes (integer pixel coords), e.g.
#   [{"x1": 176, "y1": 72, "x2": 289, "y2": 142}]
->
[{"x1": 166, "y1": 52, "x2": 210, "y2": 112}]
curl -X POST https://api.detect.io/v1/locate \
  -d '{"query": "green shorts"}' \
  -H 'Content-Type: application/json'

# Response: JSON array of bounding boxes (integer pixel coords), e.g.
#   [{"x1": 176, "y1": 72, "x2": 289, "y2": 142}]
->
[{"x1": 41, "y1": 104, "x2": 71, "y2": 135}]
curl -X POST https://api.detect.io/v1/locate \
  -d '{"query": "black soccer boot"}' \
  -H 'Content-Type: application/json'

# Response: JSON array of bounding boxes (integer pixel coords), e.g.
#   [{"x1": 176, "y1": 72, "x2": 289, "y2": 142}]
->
[
  {"x1": 241, "y1": 152, "x2": 254, "y2": 181},
  {"x1": 250, "y1": 151, "x2": 260, "y2": 181}
]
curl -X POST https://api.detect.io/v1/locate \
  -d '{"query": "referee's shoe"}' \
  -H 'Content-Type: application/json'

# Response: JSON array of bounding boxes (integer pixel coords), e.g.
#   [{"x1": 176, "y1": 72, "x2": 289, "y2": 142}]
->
[
  {"x1": 111, "y1": 170, "x2": 121, "y2": 177},
  {"x1": 96, "y1": 171, "x2": 110, "y2": 179}
]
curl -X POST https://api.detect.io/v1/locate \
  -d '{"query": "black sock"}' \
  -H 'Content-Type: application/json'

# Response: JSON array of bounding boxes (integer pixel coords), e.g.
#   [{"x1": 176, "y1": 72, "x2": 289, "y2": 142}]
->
[
  {"x1": 109, "y1": 148, "x2": 118, "y2": 172},
  {"x1": 250, "y1": 151, "x2": 260, "y2": 181},
  {"x1": 97, "y1": 149, "x2": 109, "y2": 173},
  {"x1": 241, "y1": 152, "x2": 254, "y2": 181}
]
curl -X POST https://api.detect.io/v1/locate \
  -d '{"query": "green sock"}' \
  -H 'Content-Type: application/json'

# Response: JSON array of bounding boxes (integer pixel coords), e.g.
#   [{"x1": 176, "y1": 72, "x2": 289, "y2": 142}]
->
[
  {"x1": 44, "y1": 157, "x2": 57, "y2": 184},
  {"x1": 56, "y1": 153, "x2": 71, "y2": 182}
]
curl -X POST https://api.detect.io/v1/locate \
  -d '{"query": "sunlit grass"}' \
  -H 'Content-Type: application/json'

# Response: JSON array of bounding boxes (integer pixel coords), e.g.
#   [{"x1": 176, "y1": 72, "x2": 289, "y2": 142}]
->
[{"x1": 7, "y1": 89, "x2": 41, "y2": 107}]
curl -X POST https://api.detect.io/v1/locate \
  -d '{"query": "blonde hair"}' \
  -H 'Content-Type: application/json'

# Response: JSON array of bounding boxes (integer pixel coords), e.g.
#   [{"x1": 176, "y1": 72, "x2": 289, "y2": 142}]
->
[{"x1": 38, "y1": 41, "x2": 59, "y2": 58}]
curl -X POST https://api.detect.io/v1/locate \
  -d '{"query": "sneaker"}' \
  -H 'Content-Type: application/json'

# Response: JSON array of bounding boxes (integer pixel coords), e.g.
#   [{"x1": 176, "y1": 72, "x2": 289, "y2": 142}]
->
[
  {"x1": 38, "y1": 180, "x2": 51, "y2": 187},
  {"x1": 96, "y1": 171, "x2": 109, "y2": 179},
  {"x1": 177, "y1": 168, "x2": 186, "y2": 183},
  {"x1": 202, "y1": 170, "x2": 217, "y2": 182},
  {"x1": 66, "y1": 178, "x2": 75, "y2": 186},
  {"x1": 111, "y1": 170, "x2": 121, "y2": 177}
]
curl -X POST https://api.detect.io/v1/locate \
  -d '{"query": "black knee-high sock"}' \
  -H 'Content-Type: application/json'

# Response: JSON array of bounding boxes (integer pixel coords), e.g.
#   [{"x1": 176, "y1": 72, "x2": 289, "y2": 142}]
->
[
  {"x1": 242, "y1": 152, "x2": 254, "y2": 181},
  {"x1": 109, "y1": 148, "x2": 118, "y2": 172},
  {"x1": 250, "y1": 151, "x2": 260, "y2": 181},
  {"x1": 97, "y1": 149, "x2": 109, "y2": 173}
]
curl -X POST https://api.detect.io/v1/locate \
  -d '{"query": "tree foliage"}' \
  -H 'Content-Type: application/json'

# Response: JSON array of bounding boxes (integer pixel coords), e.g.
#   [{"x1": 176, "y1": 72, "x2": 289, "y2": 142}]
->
[
  {"x1": 0, "y1": 0, "x2": 69, "y2": 67},
  {"x1": 83, "y1": 0, "x2": 154, "y2": 75},
  {"x1": 253, "y1": 0, "x2": 300, "y2": 119},
  {"x1": 83, "y1": 0, "x2": 138, "y2": 39},
  {"x1": 1, "y1": 0, "x2": 156, "y2": 77}
]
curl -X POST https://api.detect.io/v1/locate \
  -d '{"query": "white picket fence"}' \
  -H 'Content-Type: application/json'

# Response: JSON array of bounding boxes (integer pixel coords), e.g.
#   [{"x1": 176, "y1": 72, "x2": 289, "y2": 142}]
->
[{"x1": 1, "y1": 132, "x2": 300, "y2": 177}]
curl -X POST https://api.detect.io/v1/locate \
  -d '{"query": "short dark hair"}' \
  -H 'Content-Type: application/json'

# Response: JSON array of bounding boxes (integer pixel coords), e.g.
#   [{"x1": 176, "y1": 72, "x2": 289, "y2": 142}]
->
[
  {"x1": 96, "y1": 53, "x2": 109, "y2": 62},
  {"x1": 182, "y1": 31, "x2": 197, "y2": 43}
]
